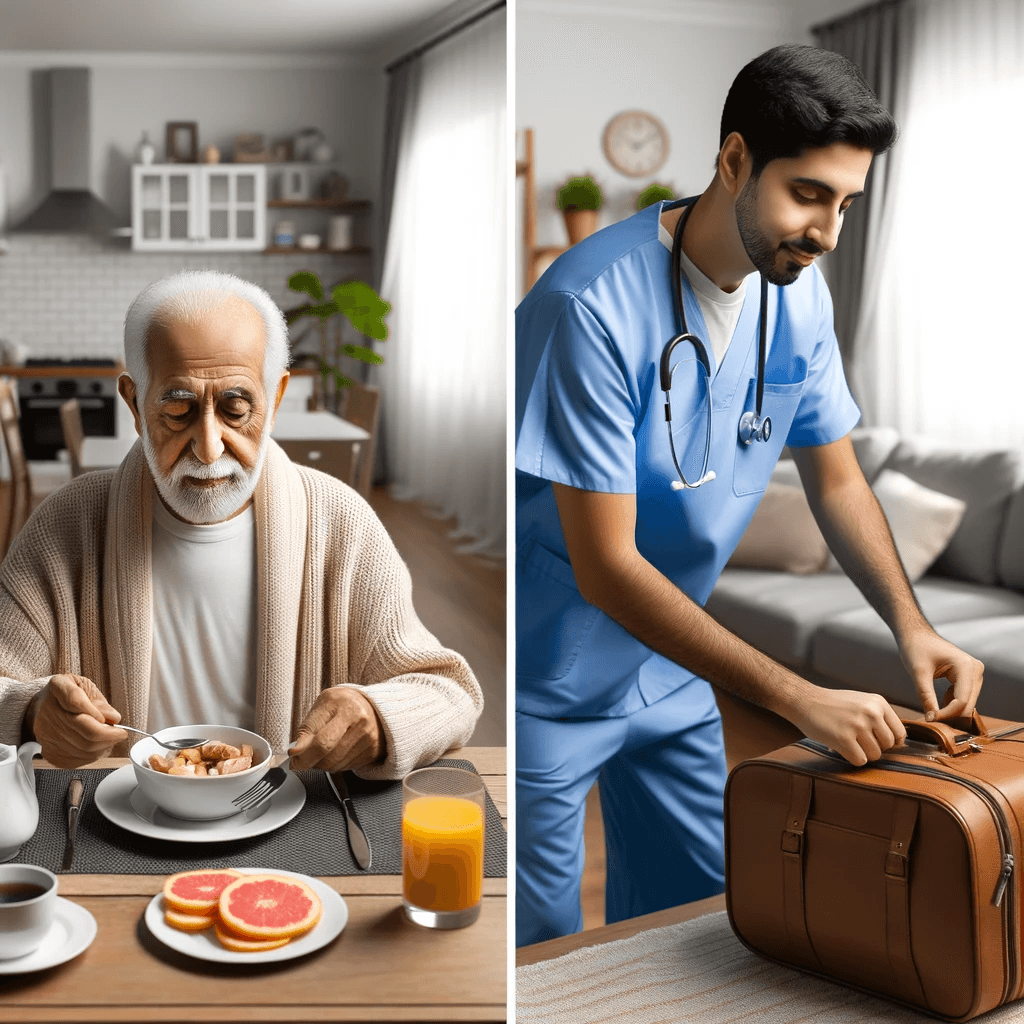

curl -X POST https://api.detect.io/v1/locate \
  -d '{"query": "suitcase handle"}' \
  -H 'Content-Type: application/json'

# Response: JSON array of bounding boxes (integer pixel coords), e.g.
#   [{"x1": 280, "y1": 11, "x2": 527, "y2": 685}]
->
[
  {"x1": 938, "y1": 686, "x2": 989, "y2": 737},
  {"x1": 900, "y1": 719, "x2": 977, "y2": 756}
]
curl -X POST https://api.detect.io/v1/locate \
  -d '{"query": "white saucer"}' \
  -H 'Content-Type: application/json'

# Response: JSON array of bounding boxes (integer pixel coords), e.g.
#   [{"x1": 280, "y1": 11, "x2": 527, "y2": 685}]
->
[
  {"x1": 144, "y1": 867, "x2": 348, "y2": 964},
  {"x1": 0, "y1": 897, "x2": 97, "y2": 974},
  {"x1": 95, "y1": 764, "x2": 306, "y2": 843}
]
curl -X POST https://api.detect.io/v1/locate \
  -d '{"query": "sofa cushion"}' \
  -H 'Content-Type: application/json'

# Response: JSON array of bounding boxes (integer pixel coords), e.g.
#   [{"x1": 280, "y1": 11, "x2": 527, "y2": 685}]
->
[
  {"x1": 811, "y1": 579, "x2": 1024, "y2": 710},
  {"x1": 707, "y1": 569, "x2": 868, "y2": 667},
  {"x1": 998, "y1": 487, "x2": 1024, "y2": 590},
  {"x1": 885, "y1": 437, "x2": 1024, "y2": 585},
  {"x1": 850, "y1": 425, "x2": 901, "y2": 483}
]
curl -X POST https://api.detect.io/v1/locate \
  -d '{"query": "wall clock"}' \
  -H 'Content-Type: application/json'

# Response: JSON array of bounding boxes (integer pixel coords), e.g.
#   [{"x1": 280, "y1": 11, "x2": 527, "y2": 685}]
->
[{"x1": 602, "y1": 110, "x2": 670, "y2": 178}]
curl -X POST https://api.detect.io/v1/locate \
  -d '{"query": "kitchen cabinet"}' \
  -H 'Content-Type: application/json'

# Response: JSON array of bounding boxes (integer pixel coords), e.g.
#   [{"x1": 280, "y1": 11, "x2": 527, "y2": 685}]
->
[{"x1": 131, "y1": 165, "x2": 266, "y2": 251}]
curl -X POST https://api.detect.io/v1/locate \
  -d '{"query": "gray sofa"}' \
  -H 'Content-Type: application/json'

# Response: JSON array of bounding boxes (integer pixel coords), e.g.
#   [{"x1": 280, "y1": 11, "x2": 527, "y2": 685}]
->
[{"x1": 707, "y1": 428, "x2": 1024, "y2": 719}]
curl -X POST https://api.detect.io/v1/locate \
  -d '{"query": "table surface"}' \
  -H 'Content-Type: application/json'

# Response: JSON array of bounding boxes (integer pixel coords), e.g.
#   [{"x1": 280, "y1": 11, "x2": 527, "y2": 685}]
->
[
  {"x1": 79, "y1": 411, "x2": 369, "y2": 470},
  {"x1": 516, "y1": 892, "x2": 726, "y2": 969},
  {"x1": 0, "y1": 747, "x2": 507, "y2": 1024}
]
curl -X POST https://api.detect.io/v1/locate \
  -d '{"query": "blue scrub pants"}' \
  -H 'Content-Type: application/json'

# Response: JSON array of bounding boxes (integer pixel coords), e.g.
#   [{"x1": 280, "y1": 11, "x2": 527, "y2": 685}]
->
[{"x1": 515, "y1": 679, "x2": 728, "y2": 947}]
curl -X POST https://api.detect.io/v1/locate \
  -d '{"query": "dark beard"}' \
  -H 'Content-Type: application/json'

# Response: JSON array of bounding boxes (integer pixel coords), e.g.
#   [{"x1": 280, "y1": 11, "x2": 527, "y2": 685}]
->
[{"x1": 735, "y1": 177, "x2": 804, "y2": 287}]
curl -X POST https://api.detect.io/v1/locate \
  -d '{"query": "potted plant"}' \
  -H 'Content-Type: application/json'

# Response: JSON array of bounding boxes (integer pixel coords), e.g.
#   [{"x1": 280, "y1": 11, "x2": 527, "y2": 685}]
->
[
  {"x1": 637, "y1": 182, "x2": 675, "y2": 211},
  {"x1": 284, "y1": 271, "x2": 390, "y2": 411},
  {"x1": 557, "y1": 175, "x2": 603, "y2": 245}
]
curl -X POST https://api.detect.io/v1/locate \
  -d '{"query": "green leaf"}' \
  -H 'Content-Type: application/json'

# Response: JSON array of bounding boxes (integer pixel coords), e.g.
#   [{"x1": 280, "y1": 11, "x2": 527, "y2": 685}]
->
[
  {"x1": 288, "y1": 271, "x2": 324, "y2": 302},
  {"x1": 331, "y1": 282, "x2": 391, "y2": 341},
  {"x1": 343, "y1": 344, "x2": 384, "y2": 365}
]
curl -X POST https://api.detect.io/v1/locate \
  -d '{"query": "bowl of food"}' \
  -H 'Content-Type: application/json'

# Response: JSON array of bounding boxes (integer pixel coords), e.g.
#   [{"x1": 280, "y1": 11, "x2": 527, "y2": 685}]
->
[{"x1": 129, "y1": 725, "x2": 273, "y2": 821}]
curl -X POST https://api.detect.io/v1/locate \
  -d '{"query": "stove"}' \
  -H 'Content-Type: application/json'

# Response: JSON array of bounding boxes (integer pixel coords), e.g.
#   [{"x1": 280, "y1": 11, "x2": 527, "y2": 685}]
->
[{"x1": 18, "y1": 359, "x2": 120, "y2": 460}]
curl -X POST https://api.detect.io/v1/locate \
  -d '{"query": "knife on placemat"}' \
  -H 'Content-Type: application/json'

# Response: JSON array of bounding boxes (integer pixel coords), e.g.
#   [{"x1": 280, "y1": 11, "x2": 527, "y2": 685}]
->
[
  {"x1": 325, "y1": 771, "x2": 372, "y2": 870},
  {"x1": 61, "y1": 776, "x2": 84, "y2": 872}
]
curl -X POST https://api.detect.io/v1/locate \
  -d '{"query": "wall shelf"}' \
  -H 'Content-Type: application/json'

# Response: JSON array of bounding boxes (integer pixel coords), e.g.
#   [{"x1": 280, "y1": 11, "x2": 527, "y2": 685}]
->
[{"x1": 267, "y1": 199, "x2": 371, "y2": 210}]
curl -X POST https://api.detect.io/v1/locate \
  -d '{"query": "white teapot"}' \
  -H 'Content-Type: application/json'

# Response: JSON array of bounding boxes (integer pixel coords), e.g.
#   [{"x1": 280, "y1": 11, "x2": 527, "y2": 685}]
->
[{"x1": 0, "y1": 742, "x2": 42, "y2": 861}]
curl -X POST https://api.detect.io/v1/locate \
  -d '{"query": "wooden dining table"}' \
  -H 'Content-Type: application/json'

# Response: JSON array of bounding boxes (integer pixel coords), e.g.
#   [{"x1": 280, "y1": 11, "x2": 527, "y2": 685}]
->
[{"x1": 0, "y1": 747, "x2": 507, "y2": 1024}]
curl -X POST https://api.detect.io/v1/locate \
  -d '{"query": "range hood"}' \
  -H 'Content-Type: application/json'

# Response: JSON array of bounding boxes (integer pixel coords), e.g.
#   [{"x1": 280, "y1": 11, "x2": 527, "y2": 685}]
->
[{"x1": 11, "y1": 68, "x2": 121, "y2": 234}]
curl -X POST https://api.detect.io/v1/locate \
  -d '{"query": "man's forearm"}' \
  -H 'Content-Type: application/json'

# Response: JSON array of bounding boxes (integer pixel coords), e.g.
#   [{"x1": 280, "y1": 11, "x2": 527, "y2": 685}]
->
[
  {"x1": 577, "y1": 551, "x2": 815, "y2": 718},
  {"x1": 806, "y1": 472, "x2": 927, "y2": 643}
]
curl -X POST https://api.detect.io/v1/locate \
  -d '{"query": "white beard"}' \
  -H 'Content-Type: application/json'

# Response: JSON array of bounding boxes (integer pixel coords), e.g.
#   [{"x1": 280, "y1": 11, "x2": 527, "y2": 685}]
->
[{"x1": 142, "y1": 428, "x2": 269, "y2": 525}]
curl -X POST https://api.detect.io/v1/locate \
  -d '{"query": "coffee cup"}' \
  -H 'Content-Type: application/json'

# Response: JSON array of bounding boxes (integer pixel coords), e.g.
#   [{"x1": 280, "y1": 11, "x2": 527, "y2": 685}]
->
[{"x1": 0, "y1": 864, "x2": 57, "y2": 959}]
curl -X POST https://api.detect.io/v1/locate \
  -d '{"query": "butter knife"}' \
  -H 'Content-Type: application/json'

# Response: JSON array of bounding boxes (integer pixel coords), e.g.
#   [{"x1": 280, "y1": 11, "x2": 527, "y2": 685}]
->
[
  {"x1": 326, "y1": 771, "x2": 372, "y2": 870},
  {"x1": 61, "y1": 776, "x2": 84, "y2": 872}
]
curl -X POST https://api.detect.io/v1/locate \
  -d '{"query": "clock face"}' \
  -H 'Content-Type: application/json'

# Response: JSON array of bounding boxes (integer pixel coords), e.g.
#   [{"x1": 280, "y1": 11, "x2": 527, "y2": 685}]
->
[{"x1": 603, "y1": 111, "x2": 669, "y2": 178}]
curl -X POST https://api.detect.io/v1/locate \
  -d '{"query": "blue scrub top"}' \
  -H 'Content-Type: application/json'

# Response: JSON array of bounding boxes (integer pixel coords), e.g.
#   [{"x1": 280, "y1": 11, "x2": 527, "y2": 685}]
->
[{"x1": 515, "y1": 200, "x2": 861, "y2": 720}]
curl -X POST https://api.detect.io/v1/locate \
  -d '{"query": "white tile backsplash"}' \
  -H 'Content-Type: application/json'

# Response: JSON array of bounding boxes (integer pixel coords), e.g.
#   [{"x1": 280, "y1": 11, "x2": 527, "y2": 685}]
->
[{"x1": 0, "y1": 233, "x2": 369, "y2": 362}]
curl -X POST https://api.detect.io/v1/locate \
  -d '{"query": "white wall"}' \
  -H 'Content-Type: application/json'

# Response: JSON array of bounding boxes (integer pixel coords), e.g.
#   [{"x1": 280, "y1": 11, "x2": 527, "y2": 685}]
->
[{"x1": 0, "y1": 55, "x2": 385, "y2": 227}]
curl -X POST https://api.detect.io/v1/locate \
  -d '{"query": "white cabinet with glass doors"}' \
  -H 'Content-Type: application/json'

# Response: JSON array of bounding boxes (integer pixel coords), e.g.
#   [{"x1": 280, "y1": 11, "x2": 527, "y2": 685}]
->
[{"x1": 131, "y1": 165, "x2": 266, "y2": 251}]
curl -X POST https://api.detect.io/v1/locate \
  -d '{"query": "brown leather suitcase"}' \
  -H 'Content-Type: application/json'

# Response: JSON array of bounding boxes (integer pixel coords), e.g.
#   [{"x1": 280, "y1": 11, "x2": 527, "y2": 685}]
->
[{"x1": 725, "y1": 711, "x2": 1024, "y2": 1021}]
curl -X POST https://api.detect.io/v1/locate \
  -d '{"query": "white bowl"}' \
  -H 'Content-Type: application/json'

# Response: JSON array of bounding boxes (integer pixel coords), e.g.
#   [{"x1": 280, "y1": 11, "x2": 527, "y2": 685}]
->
[
  {"x1": 297, "y1": 234, "x2": 321, "y2": 250},
  {"x1": 129, "y1": 725, "x2": 272, "y2": 821}
]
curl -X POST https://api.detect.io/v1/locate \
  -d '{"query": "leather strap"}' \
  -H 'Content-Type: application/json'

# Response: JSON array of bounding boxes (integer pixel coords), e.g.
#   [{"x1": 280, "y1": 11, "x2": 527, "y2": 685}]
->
[
  {"x1": 781, "y1": 774, "x2": 820, "y2": 968},
  {"x1": 885, "y1": 798, "x2": 929, "y2": 1009}
]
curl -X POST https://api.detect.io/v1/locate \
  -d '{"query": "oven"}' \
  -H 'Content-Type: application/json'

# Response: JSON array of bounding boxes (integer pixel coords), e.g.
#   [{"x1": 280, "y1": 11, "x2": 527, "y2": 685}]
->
[{"x1": 17, "y1": 359, "x2": 119, "y2": 461}]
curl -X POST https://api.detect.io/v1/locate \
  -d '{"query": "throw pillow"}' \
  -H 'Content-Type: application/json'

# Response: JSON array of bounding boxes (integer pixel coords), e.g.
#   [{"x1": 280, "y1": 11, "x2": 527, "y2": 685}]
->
[
  {"x1": 825, "y1": 470, "x2": 966, "y2": 582},
  {"x1": 727, "y1": 482, "x2": 830, "y2": 575}
]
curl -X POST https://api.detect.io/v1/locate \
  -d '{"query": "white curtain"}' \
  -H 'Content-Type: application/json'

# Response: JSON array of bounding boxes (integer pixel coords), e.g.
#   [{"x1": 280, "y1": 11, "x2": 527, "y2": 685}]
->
[
  {"x1": 851, "y1": 0, "x2": 1024, "y2": 449},
  {"x1": 380, "y1": 8, "x2": 507, "y2": 558}
]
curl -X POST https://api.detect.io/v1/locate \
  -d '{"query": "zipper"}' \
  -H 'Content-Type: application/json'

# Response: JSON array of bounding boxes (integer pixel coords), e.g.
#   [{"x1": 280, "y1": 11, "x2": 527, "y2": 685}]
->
[{"x1": 796, "y1": 738, "x2": 1018, "y2": 1003}]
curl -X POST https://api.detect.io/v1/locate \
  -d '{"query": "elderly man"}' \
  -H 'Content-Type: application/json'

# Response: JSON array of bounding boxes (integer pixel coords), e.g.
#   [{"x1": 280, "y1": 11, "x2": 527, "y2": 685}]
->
[{"x1": 0, "y1": 270, "x2": 482, "y2": 777}]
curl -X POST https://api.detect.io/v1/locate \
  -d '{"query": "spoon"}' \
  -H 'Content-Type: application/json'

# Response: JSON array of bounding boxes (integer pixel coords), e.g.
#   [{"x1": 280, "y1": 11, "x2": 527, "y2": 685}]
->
[{"x1": 118, "y1": 725, "x2": 209, "y2": 751}]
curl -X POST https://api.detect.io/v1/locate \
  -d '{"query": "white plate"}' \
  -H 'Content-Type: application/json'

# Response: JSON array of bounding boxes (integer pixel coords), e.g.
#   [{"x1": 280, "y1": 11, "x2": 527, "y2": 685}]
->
[
  {"x1": 95, "y1": 764, "x2": 305, "y2": 843},
  {"x1": 0, "y1": 897, "x2": 97, "y2": 974},
  {"x1": 144, "y1": 867, "x2": 348, "y2": 964}
]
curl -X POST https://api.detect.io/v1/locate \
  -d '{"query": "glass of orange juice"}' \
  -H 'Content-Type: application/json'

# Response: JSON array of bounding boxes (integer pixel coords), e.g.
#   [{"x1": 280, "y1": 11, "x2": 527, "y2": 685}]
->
[{"x1": 402, "y1": 766, "x2": 485, "y2": 929}]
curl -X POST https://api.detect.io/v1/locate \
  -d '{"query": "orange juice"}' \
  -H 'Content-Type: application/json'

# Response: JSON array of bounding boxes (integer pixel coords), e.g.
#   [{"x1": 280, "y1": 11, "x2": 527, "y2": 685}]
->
[{"x1": 402, "y1": 795, "x2": 484, "y2": 912}]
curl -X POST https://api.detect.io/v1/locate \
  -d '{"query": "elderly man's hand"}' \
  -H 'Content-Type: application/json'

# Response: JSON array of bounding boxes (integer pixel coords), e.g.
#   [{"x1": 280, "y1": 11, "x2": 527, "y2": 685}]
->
[
  {"x1": 288, "y1": 687, "x2": 385, "y2": 772},
  {"x1": 28, "y1": 674, "x2": 128, "y2": 768}
]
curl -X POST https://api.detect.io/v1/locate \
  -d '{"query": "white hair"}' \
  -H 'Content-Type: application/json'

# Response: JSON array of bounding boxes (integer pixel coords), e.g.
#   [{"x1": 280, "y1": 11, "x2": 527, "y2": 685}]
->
[{"x1": 122, "y1": 270, "x2": 290, "y2": 407}]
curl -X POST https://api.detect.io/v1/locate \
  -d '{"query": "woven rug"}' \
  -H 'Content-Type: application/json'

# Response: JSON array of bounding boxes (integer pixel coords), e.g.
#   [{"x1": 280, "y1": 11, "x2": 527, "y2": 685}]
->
[
  {"x1": 19, "y1": 758, "x2": 505, "y2": 877},
  {"x1": 517, "y1": 911, "x2": 1024, "y2": 1023}
]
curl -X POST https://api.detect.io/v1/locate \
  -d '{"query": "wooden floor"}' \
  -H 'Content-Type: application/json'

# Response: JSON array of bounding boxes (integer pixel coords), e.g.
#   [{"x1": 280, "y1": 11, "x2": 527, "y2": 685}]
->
[
  {"x1": 579, "y1": 687, "x2": 803, "y2": 930},
  {"x1": 368, "y1": 485, "x2": 506, "y2": 748}
]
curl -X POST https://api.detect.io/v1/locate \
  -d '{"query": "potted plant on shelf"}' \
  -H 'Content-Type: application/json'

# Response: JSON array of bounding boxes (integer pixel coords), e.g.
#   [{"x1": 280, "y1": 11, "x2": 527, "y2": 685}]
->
[
  {"x1": 557, "y1": 175, "x2": 603, "y2": 245},
  {"x1": 637, "y1": 182, "x2": 676, "y2": 211},
  {"x1": 284, "y1": 271, "x2": 390, "y2": 412}
]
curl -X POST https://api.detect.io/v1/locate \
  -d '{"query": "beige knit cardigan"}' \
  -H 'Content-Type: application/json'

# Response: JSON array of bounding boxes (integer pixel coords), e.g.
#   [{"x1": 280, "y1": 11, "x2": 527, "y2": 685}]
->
[{"x1": 0, "y1": 440, "x2": 483, "y2": 779}]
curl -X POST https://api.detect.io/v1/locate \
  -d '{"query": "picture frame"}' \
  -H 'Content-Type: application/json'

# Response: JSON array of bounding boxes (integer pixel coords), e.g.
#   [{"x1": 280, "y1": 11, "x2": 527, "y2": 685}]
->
[{"x1": 165, "y1": 122, "x2": 198, "y2": 163}]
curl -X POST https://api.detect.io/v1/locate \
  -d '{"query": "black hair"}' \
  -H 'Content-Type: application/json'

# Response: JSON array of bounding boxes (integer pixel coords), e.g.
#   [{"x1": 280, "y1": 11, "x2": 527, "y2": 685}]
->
[{"x1": 720, "y1": 44, "x2": 898, "y2": 175}]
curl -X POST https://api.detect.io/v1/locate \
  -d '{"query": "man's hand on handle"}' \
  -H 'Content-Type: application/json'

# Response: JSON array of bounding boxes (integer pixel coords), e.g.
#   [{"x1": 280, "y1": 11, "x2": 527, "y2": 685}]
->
[
  {"x1": 899, "y1": 627, "x2": 985, "y2": 723},
  {"x1": 27, "y1": 674, "x2": 128, "y2": 768},
  {"x1": 787, "y1": 688, "x2": 908, "y2": 767},
  {"x1": 288, "y1": 687, "x2": 385, "y2": 772}
]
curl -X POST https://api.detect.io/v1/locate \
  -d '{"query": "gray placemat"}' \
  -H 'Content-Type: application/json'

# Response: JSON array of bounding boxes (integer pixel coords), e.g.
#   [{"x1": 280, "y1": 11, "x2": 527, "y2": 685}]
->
[{"x1": 17, "y1": 758, "x2": 506, "y2": 877}]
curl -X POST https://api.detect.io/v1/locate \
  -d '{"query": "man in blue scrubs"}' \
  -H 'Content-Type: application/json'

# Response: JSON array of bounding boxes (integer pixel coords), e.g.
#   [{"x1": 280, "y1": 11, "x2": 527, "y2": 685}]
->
[{"x1": 515, "y1": 45, "x2": 986, "y2": 946}]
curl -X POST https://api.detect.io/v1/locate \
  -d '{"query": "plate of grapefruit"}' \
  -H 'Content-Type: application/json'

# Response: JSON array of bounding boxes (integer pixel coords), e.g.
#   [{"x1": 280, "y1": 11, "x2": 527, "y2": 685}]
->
[{"x1": 144, "y1": 867, "x2": 348, "y2": 963}]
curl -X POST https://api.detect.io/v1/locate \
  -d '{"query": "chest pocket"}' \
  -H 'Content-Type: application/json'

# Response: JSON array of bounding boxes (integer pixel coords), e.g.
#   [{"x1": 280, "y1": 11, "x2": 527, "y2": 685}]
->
[
  {"x1": 732, "y1": 379, "x2": 805, "y2": 497},
  {"x1": 516, "y1": 539, "x2": 599, "y2": 681}
]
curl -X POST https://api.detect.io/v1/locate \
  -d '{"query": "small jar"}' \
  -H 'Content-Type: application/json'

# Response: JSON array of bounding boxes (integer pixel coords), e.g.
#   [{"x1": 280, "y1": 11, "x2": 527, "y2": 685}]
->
[{"x1": 274, "y1": 220, "x2": 295, "y2": 247}]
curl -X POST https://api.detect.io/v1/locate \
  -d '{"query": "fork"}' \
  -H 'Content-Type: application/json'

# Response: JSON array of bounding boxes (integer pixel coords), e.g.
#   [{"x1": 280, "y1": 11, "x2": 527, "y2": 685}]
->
[{"x1": 231, "y1": 764, "x2": 289, "y2": 814}]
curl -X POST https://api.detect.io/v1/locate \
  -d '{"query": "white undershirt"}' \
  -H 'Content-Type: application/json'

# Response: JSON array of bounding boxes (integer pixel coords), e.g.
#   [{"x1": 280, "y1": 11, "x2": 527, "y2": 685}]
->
[
  {"x1": 659, "y1": 220, "x2": 752, "y2": 377},
  {"x1": 147, "y1": 498, "x2": 258, "y2": 732}
]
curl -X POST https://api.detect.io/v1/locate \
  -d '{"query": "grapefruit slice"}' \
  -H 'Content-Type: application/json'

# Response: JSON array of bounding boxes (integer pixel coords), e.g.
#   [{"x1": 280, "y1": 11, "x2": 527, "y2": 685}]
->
[
  {"x1": 164, "y1": 906, "x2": 216, "y2": 932},
  {"x1": 218, "y1": 874, "x2": 322, "y2": 940},
  {"x1": 163, "y1": 868, "x2": 243, "y2": 915},
  {"x1": 213, "y1": 919, "x2": 291, "y2": 952}
]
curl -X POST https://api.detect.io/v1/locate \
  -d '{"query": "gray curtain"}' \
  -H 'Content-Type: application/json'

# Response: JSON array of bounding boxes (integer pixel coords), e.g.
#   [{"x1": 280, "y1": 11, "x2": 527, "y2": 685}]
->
[
  {"x1": 371, "y1": 59, "x2": 420, "y2": 484},
  {"x1": 813, "y1": 0, "x2": 910, "y2": 367}
]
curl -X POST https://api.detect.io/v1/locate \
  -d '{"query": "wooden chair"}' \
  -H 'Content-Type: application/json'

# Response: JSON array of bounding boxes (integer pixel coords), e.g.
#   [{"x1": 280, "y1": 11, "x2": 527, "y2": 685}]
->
[
  {"x1": 0, "y1": 381, "x2": 31, "y2": 560},
  {"x1": 59, "y1": 398, "x2": 85, "y2": 477},
  {"x1": 342, "y1": 381, "x2": 381, "y2": 498},
  {"x1": 276, "y1": 438, "x2": 360, "y2": 488}
]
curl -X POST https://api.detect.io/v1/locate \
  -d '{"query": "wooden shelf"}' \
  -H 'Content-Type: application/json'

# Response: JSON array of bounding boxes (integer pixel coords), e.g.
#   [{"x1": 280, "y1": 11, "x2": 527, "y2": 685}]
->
[
  {"x1": 262, "y1": 245, "x2": 371, "y2": 255},
  {"x1": 267, "y1": 199, "x2": 371, "y2": 210}
]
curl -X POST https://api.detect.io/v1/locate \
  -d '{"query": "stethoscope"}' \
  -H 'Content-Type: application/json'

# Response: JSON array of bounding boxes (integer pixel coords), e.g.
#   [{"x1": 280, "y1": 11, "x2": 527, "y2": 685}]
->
[{"x1": 659, "y1": 200, "x2": 771, "y2": 490}]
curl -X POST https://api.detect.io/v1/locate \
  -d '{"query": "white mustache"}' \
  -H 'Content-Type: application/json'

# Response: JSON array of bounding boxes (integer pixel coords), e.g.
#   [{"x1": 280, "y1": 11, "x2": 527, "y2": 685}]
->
[{"x1": 169, "y1": 453, "x2": 243, "y2": 483}]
